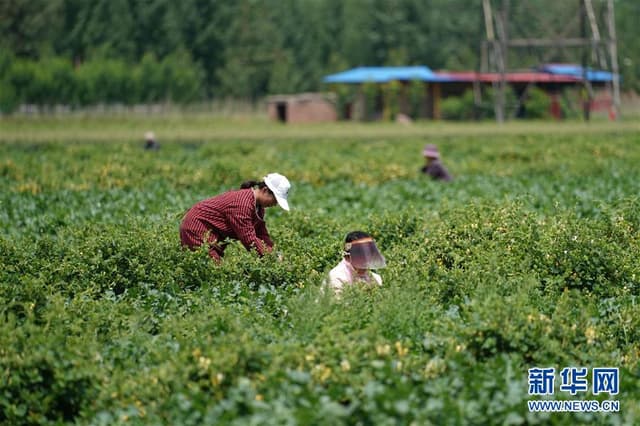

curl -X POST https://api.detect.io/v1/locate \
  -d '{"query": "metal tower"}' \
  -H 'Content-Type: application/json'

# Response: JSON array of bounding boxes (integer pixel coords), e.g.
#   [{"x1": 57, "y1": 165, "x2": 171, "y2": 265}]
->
[{"x1": 481, "y1": 0, "x2": 620, "y2": 122}]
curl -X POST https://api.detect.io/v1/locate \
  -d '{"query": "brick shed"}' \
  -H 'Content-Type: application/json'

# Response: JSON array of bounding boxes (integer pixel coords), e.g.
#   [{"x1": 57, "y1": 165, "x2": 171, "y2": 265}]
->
[{"x1": 267, "y1": 93, "x2": 337, "y2": 123}]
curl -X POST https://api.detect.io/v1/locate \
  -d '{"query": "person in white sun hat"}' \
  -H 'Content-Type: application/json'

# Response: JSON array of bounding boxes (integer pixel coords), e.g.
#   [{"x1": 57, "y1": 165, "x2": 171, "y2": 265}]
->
[
  {"x1": 143, "y1": 131, "x2": 160, "y2": 150},
  {"x1": 180, "y1": 173, "x2": 291, "y2": 261}
]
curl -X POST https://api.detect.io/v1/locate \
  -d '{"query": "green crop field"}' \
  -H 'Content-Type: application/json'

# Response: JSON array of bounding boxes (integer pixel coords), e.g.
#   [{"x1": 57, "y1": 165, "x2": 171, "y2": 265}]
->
[{"x1": 1, "y1": 117, "x2": 639, "y2": 425}]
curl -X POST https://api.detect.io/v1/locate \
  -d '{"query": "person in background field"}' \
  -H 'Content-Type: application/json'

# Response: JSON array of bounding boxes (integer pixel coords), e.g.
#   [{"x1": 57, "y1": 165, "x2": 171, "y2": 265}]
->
[
  {"x1": 144, "y1": 131, "x2": 160, "y2": 150},
  {"x1": 420, "y1": 144, "x2": 452, "y2": 181},
  {"x1": 179, "y1": 173, "x2": 291, "y2": 262},
  {"x1": 327, "y1": 231, "x2": 386, "y2": 295}
]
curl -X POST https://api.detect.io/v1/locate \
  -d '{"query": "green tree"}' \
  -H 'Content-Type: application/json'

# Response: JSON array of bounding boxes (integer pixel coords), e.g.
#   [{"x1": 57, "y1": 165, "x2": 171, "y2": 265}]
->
[
  {"x1": 80, "y1": 0, "x2": 137, "y2": 60},
  {"x1": 617, "y1": 1, "x2": 640, "y2": 92},
  {"x1": 162, "y1": 51, "x2": 205, "y2": 103},
  {"x1": 0, "y1": 0, "x2": 63, "y2": 58},
  {"x1": 216, "y1": 0, "x2": 282, "y2": 100},
  {"x1": 0, "y1": 0, "x2": 638, "y2": 104},
  {"x1": 133, "y1": 53, "x2": 164, "y2": 103},
  {"x1": 75, "y1": 58, "x2": 134, "y2": 105},
  {"x1": 173, "y1": 0, "x2": 231, "y2": 96},
  {"x1": 0, "y1": 51, "x2": 19, "y2": 113},
  {"x1": 522, "y1": 86, "x2": 551, "y2": 119}
]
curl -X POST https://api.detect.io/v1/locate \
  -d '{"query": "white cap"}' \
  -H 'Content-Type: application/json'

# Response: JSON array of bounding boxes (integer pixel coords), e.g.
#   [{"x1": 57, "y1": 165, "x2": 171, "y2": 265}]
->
[
  {"x1": 145, "y1": 131, "x2": 155, "y2": 140},
  {"x1": 263, "y1": 173, "x2": 291, "y2": 211}
]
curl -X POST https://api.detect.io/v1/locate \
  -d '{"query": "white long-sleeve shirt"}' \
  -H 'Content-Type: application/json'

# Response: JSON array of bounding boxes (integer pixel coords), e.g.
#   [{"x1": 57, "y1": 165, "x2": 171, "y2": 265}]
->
[{"x1": 327, "y1": 258, "x2": 382, "y2": 295}]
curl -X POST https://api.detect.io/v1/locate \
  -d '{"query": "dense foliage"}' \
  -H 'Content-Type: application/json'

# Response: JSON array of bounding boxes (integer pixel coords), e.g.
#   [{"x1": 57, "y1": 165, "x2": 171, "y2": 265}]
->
[
  {"x1": 1, "y1": 0, "x2": 639, "y2": 110},
  {"x1": 0, "y1": 118, "x2": 639, "y2": 424}
]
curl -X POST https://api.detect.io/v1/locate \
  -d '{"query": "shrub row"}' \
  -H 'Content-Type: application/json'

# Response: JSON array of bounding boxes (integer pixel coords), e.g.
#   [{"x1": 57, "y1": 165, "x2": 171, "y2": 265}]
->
[
  {"x1": 2, "y1": 130, "x2": 639, "y2": 424},
  {"x1": 0, "y1": 52, "x2": 205, "y2": 113},
  {"x1": 2, "y1": 199, "x2": 639, "y2": 424},
  {"x1": 440, "y1": 87, "x2": 553, "y2": 120}
]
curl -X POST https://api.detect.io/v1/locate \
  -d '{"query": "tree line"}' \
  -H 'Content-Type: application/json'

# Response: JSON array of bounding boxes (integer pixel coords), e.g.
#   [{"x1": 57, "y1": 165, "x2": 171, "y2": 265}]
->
[{"x1": 1, "y1": 0, "x2": 638, "y2": 112}]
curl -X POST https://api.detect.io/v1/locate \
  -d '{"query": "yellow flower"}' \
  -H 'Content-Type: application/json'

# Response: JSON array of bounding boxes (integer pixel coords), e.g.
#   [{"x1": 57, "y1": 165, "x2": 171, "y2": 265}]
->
[
  {"x1": 340, "y1": 359, "x2": 351, "y2": 372},
  {"x1": 395, "y1": 341, "x2": 409, "y2": 357},
  {"x1": 312, "y1": 364, "x2": 332, "y2": 383},
  {"x1": 198, "y1": 356, "x2": 211, "y2": 370},
  {"x1": 135, "y1": 400, "x2": 146, "y2": 417},
  {"x1": 376, "y1": 344, "x2": 391, "y2": 356},
  {"x1": 585, "y1": 327, "x2": 597, "y2": 344},
  {"x1": 17, "y1": 182, "x2": 40, "y2": 194},
  {"x1": 424, "y1": 358, "x2": 445, "y2": 378},
  {"x1": 211, "y1": 373, "x2": 224, "y2": 386}
]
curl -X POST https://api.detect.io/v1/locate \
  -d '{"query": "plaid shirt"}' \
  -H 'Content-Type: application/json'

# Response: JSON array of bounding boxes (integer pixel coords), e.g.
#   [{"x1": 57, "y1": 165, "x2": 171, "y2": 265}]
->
[{"x1": 180, "y1": 188, "x2": 273, "y2": 256}]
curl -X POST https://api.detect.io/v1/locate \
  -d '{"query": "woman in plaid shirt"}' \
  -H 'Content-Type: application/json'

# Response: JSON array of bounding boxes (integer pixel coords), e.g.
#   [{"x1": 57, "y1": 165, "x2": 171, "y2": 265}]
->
[{"x1": 180, "y1": 173, "x2": 291, "y2": 261}]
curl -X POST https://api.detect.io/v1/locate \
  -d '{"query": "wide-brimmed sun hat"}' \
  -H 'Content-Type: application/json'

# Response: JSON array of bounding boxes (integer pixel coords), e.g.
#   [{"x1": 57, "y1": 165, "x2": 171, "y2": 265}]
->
[
  {"x1": 264, "y1": 173, "x2": 291, "y2": 211},
  {"x1": 422, "y1": 144, "x2": 440, "y2": 159}
]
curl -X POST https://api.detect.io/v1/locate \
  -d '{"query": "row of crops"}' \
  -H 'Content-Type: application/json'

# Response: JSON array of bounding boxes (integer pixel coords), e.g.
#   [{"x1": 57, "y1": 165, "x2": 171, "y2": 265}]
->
[{"x1": 1, "y1": 120, "x2": 639, "y2": 424}]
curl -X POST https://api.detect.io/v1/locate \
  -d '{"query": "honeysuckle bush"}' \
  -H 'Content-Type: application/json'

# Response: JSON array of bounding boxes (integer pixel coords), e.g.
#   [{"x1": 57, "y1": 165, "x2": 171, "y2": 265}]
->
[{"x1": 1, "y1": 123, "x2": 639, "y2": 425}]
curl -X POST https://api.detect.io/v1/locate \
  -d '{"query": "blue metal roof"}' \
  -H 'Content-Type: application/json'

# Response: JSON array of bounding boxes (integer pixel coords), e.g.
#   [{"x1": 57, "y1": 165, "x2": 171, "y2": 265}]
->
[
  {"x1": 323, "y1": 66, "x2": 455, "y2": 83},
  {"x1": 539, "y1": 64, "x2": 617, "y2": 82},
  {"x1": 323, "y1": 64, "x2": 617, "y2": 84}
]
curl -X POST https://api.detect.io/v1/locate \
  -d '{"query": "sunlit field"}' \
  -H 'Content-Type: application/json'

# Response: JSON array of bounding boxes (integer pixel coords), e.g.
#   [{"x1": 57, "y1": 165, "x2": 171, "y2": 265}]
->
[
  {"x1": 2, "y1": 113, "x2": 639, "y2": 143},
  {"x1": 1, "y1": 116, "x2": 639, "y2": 425}
]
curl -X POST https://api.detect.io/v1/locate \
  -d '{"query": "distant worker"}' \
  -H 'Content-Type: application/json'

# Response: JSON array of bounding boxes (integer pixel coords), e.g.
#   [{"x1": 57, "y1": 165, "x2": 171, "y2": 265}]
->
[
  {"x1": 420, "y1": 144, "x2": 452, "y2": 181},
  {"x1": 144, "y1": 131, "x2": 160, "y2": 150},
  {"x1": 180, "y1": 173, "x2": 291, "y2": 261},
  {"x1": 327, "y1": 231, "x2": 386, "y2": 295}
]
